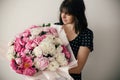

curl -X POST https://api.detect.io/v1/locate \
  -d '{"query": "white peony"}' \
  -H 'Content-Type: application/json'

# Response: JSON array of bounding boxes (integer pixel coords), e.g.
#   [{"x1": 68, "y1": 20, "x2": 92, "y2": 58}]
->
[
  {"x1": 34, "y1": 58, "x2": 40, "y2": 69},
  {"x1": 55, "y1": 53, "x2": 68, "y2": 66},
  {"x1": 7, "y1": 46, "x2": 15, "y2": 56},
  {"x1": 56, "y1": 45, "x2": 63, "y2": 53},
  {"x1": 7, "y1": 53, "x2": 15, "y2": 60},
  {"x1": 45, "y1": 35, "x2": 63, "y2": 45},
  {"x1": 33, "y1": 46, "x2": 42, "y2": 57},
  {"x1": 38, "y1": 37, "x2": 56, "y2": 56},
  {"x1": 43, "y1": 35, "x2": 55, "y2": 43},
  {"x1": 40, "y1": 42, "x2": 56, "y2": 55},
  {"x1": 7, "y1": 46, "x2": 15, "y2": 60},
  {"x1": 30, "y1": 27, "x2": 42, "y2": 36},
  {"x1": 8, "y1": 40, "x2": 14, "y2": 46},
  {"x1": 47, "y1": 60, "x2": 59, "y2": 71},
  {"x1": 54, "y1": 37, "x2": 63, "y2": 45}
]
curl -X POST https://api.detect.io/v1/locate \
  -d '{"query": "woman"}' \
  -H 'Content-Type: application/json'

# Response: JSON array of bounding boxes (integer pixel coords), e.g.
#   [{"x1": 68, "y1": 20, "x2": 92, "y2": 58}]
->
[{"x1": 58, "y1": 0, "x2": 94, "y2": 80}]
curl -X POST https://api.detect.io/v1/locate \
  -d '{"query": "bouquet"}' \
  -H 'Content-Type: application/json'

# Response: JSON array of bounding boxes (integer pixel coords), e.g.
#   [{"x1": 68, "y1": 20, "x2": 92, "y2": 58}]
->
[{"x1": 7, "y1": 24, "x2": 77, "y2": 80}]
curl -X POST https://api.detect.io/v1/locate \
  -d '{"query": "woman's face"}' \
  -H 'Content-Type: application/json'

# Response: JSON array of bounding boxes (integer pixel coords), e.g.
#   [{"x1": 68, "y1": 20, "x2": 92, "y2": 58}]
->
[{"x1": 61, "y1": 12, "x2": 75, "y2": 25}]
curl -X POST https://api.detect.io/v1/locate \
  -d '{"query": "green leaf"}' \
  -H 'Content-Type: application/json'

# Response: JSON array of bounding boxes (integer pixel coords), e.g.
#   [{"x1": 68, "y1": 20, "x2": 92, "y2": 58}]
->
[
  {"x1": 46, "y1": 23, "x2": 51, "y2": 27},
  {"x1": 42, "y1": 23, "x2": 45, "y2": 27}
]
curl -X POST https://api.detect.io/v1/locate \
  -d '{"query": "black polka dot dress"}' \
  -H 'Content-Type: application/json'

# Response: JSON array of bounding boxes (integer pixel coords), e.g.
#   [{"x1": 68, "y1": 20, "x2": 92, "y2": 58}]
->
[{"x1": 69, "y1": 28, "x2": 94, "y2": 80}]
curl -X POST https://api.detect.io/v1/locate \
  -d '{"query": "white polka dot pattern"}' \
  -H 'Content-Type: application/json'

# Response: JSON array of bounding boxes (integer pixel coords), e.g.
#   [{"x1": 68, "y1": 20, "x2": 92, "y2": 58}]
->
[{"x1": 69, "y1": 28, "x2": 93, "y2": 58}]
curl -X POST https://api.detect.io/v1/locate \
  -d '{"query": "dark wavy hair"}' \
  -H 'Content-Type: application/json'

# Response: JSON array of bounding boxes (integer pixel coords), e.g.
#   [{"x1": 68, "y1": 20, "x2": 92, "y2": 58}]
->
[{"x1": 59, "y1": 0, "x2": 88, "y2": 34}]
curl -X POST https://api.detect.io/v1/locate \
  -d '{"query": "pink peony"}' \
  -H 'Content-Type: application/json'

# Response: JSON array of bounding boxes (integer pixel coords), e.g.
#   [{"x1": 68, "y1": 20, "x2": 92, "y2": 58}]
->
[
  {"x1": 11, "y1": 59, "x2": 23, "y2": 74},
  {"x1": 14, "y1": 38, "x2": 25, "y2": 52},
  {"x1": 20, "y1": 47, "x2": 25, "y2": 53},
  {"x1": 23, "y1": 67, "x2": 36, "y2": 76},
  {"x1": 15, "y1": 58, "x2": 22, "y2": 65},
  {"x1": 20, "y1": 52, "x2": 26, "y2": 57},
  {"x1": 33, "y1": 35, "x2": 46, "y2": 45},
  {"x1": 49, "y1": 27, "x2": 58, "y2": 37},
  {"x1": 10, "y1": 59, "x2": 17, "y2": 70},
  {"x1": 25, "y1": 40, "x2": 34, "y2": 50},
  {"x1": 22, "y1": 37, "x2": 29, "y2": 42},
  {"x1": 22, "y1": 56, "x2": 33, "y2": 69},
  {"x1": 17, "y1": 38, "x2": 25, "y2": 46},
  {"x1": 22, "y1": 29, "x2": 31, "y2": 37},
  {"x1": 30, "y1": 25, "x2": 40, "y2": 29},
  {"x1": 14, "y1": 42, "x2": 22, "y2": 52},
  {"x1": 62, "y1": 45, "x2": 71, "y2": 59},
  {"x1": 36, "y1": 56, "x2": 49, "y2": 70},
  {"x1": 23, "y1": 49, "x2": 30, "y2": 53},
  {"x1": 16, "y1": 69, "x2": 23, "y2": 74}
]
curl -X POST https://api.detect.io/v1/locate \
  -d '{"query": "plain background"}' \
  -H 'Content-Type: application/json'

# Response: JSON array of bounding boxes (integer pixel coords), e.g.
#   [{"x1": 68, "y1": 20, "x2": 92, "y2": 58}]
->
[{"x1": 0, "y1": 0, "x2": 120, "y2": 80}]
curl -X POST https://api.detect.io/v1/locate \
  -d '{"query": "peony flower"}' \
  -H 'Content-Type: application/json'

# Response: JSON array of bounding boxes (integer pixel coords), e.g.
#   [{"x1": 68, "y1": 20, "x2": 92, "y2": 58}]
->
[
  {"x1": 38, "y1": 35, "x2": 57, "y2": 55},
  {"x1": 26, "y1": 49, "x2": 31, "y2": 53},
  {"x1": 16, "y1": 38, "x2": 25, "y2": 46},
  {"x1": 7, "y1": 46, "x2": 15, "y2": 55},
  {"x1": 30, "y1": 25, "x2": 39, "y2": 29},
  {"x1": 29, "y1": 36, "x2": 35, "y2": 40},
  {"x1": 23, "y1": 67, "x2": 36, "y2": 76},
  {"x1": 30, "y1": 27, "x2": 42, "y2": 36},
  {"x1": 53, "y1": 37, "x2": 63, "y2": 45},
  {"x1": 25, "y1": 40, "x2": 34, "y2": 50},
  {"x1": 22, "y1": 56, "x2": 33, "y2": 69},
  {"x1": 55, "y1": 53, "x2": 68, "y2": 66},
  {"x1": 56, "y1": 45, "x2": 63, "y2": 53},
  {"x1": 39, "y1": 41, "x2": 56, "y2": 56},
  {"x1": 22, "y1": 37, "x2": 29, "y2": 42},
  {"x1": 62, "y1": 45, "x2": 71, "y2": 59},
  {"x1": 31, "y1": 43, "x2": 37, "y2": 48},
  {"x1": 8, "y1": 39, "x2": 14, "y2": 46},
  {"x1": 10, "y1": 59, "x2": 17, "y2": 70},
  {"x1": 16, "y1": 69, "x2": 23, "y2": 74},
  {"x1": 7, "y1": 53, "x2": 15, "y2": 60},
  {"x1": 33, "y1": 46, "x2": 42, "y2": 57},
  {"x1": 15, "y1": 58, "x2": 22, "y2": 65},
  {"x1": 22, "y1": 29, "x2": 31, "y2": 37},
  {"x1": 33, "y1": 35, "x2": 46, "y2": 45},
  {"x1": 47, "y1": 60, "x2": 59, "y2": 71},
  {"x1": 48, "y1": 27, "x2": 58, "y2": 37},
  {"x1": 14, "y1": 37, "x2": 26, "y2": 53},
  {"x1": 14, "y1": 42, "x2": 22, "y2": 52},
  {"x1": 11, "y1": 56, "x2": 36, "y2": 76},
  {"x1": 34, "y1": 56, "x2": 49, "y2": 70}
]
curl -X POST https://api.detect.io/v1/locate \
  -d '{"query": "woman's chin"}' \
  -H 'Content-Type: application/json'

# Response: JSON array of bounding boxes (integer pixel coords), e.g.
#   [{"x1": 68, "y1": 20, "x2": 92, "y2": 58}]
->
[{"x1": 63, "y1": 22, "x2": 68, "y2": 25}]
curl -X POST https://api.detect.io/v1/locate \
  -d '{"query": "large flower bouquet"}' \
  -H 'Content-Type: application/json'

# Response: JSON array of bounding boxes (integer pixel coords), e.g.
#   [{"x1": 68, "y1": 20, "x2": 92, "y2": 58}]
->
[{"x1": 7, "y1": 24, "x2": 77, "y2": 80}]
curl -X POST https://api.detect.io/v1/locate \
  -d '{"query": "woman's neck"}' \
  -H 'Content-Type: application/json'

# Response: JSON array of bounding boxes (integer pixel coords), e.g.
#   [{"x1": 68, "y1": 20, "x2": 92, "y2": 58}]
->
[{"x1": 63, "y1": 23, "x2": 75, "y2": 31}]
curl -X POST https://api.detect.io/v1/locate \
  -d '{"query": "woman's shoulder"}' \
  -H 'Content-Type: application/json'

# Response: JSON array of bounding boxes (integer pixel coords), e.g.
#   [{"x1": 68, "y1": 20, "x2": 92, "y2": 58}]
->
[
  {"x1": 81, "y1": 28, "x2": 93, "y2": 37},
  {"x1": 80, "y1": 28, "x2": 94, "y2": 52}
]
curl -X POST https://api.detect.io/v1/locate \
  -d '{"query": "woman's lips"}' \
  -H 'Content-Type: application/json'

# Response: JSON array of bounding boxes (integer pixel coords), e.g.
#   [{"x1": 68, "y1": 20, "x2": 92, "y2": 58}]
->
[{"x1": 62, "y1": 19, "x2": 67, "y2": 22}]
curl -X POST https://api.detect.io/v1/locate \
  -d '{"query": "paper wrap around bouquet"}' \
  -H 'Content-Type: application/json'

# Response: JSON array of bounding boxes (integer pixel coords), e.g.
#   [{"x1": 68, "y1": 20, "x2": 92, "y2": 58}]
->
[{"x1": 7, "y1": 24, "x2": 77, "y2": 80}]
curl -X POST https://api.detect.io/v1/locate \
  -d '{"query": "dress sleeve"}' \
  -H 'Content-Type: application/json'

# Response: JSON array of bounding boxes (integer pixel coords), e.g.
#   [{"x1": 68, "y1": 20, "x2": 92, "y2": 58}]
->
[{"x1": 81, "y1": 29, "x2": 94, "y2": 52}]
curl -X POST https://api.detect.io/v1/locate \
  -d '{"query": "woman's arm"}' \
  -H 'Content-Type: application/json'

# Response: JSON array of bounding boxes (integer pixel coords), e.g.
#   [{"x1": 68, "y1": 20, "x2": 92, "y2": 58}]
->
[{"x1": 69, "y1": 46, "x2": 90, "y2": 74}]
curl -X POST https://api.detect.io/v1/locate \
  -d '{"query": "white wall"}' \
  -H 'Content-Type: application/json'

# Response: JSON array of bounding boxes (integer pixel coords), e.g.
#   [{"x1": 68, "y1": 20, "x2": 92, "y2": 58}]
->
[
  {"x1": 83, "y1": 0, "x2": 120, "y2": 80},
  {"x1": 0, "y1": 0, "x2": 120, "y2": 80}
]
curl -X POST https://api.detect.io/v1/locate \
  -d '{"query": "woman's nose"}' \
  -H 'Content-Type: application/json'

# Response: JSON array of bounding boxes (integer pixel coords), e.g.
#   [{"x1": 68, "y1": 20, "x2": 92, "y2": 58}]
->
[{"x1": 62, "y1": 13, "x2": 66, "y2": 18}]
